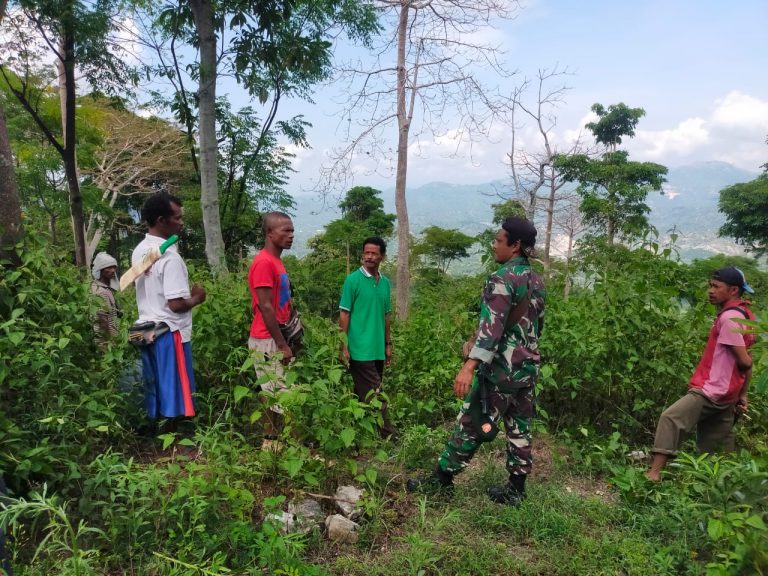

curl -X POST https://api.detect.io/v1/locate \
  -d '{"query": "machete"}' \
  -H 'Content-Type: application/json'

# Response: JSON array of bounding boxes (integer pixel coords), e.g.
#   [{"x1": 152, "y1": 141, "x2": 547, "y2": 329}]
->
[{"x1": 119, "y1": 235, "x2": 178, "y2": 291}]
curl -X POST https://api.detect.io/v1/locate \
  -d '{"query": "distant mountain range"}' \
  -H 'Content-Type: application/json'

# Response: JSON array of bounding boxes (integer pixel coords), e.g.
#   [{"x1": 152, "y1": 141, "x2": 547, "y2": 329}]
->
[{"x1": 291, "y1": 161, "x2": 758, "y2": 265}]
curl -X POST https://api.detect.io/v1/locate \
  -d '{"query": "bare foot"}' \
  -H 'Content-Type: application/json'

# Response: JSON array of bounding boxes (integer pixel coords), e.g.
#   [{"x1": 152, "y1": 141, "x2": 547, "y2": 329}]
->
[{"x1": 645, "y1": 470, "x2": 661, "y2": 482}]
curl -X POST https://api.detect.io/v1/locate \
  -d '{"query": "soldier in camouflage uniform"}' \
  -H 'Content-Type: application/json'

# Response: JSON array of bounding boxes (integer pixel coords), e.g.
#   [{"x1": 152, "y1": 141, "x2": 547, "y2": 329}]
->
[{"x1": 407, "y1": 216, "x2": 545, "y2": 506}]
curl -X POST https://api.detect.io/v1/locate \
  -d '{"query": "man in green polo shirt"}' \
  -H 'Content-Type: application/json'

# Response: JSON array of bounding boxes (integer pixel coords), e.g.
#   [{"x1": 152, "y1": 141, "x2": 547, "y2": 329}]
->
[{"x1": 339, "y1": 236, "x2": 397, "y2": 439}]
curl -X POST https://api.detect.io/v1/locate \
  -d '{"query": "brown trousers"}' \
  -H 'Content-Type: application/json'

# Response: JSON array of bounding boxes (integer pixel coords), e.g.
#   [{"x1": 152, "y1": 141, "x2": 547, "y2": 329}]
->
[{"x1": 652, "y1": 390, "x2": 735, "y2": 456}]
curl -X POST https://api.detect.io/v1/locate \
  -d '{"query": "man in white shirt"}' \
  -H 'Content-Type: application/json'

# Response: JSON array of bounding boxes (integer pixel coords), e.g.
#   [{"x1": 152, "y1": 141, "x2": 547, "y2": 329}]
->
[{"x1": 132, "y1": 193, "x2": 206, "y2": 422}]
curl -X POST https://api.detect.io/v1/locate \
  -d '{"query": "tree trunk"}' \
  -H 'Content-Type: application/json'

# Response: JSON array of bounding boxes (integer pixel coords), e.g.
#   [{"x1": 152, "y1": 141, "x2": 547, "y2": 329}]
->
[
  {"x1": 564, "y1": 230, "x2": 574, "y2": 299},
  {"x1": 58, "y1": 22, "x2": 87, "y2": 268},
  {"x1": 345, "y1": 240, "x2": 350, "y2": 275},
  {"x1": 0, "y1": 101, "x2": 23, "y2": 263},
  {"x1": 607, "y1": 214, "x2": 615, "y2": 245},
  {"x1": 0, "y1": 0, "x2": 22, "y2": 263},
  {"x1": 543, "y1": 165, "x2": 555, "y2": 270},
  {"x1": 394, "y1": 2, "x2": 411, "y2": 320},
  {"x1": 190, "y1": 0, "x2": 227, "y2": 274}
]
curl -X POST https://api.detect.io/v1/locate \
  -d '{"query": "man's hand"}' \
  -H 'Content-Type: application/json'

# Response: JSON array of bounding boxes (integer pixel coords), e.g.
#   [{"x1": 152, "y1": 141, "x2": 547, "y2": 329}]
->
[
  {"x1": 339, "y1": 346, "x2": 350, "y2": 366},
  {"x1": 278, "y1": 344, "x2": 294, "y2": 365},
  {"x1": 453, "y1": 364, "x2": 475, "y2": 399},
  {"x1": 735, "y1": 396, "x2": 749, "y2": 416},
  {"x1": 385, "y1": 343, "x2": 392, "y2": 368},
  {"x1": 191, "y1": 284, "x2": 207, "y2": 306}
]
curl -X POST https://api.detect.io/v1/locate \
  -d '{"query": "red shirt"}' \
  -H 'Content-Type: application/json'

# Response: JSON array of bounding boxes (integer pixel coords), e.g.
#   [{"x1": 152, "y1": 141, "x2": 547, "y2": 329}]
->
[
  {"x1": 689, "y1": 300, "x2": 755, "y2": 404},
  {"x1": 248, "y1": 250, "x2": 292, "y2": 339}
]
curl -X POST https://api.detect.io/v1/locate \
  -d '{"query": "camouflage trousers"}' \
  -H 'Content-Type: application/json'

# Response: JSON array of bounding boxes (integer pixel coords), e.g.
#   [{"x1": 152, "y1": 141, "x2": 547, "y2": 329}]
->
[{"x1": 437, "y1": 379, "x2": 535, "y2": 477}]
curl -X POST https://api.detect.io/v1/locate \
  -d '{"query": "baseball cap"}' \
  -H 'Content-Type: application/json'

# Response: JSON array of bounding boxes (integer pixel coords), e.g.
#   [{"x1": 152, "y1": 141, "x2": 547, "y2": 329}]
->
[
  {"x1": 712, "y1": 266, "x2": 755, "y2": 294},
  {"x1": 501, "y1": 216, "x2": 537, "y2": 247}
]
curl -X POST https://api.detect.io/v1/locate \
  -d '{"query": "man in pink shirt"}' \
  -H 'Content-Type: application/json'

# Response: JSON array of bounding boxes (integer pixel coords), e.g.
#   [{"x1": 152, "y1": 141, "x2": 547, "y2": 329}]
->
[{"x1": 647, "y1": 267, "x2": 756, "y2": 481}]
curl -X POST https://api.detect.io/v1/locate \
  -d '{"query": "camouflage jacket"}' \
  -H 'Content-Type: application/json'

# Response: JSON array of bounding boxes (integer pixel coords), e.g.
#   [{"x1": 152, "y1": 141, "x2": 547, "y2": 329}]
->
[{"x1": 468, "y1": 256, "x2": 545, "y2": 391}]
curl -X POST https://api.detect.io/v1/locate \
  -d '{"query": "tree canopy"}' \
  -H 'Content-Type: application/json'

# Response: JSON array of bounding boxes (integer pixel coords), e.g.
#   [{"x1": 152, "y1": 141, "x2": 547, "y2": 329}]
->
[
  {"x1": 718, "y1": 173, "x2": 768, "y2": 258},
  {"x1": 585, "y1": 102, "x2": 645, "y2": 151},
  {"x1": 413, "y1": 225, "x2": 476, "y2": 274},
  {"x1": 556, "y1": 102, "x2": 666, "y2": 244}
]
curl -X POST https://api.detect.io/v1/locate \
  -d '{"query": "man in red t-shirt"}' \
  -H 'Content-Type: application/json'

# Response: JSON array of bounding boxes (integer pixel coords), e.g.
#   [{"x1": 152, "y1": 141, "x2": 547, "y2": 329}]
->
[
  {"x1": 646, "y1": 267, "x2": 755, "y2": 481},
  {"x1": 248, "y1": 212, "x2": 295, "y2": 438}
]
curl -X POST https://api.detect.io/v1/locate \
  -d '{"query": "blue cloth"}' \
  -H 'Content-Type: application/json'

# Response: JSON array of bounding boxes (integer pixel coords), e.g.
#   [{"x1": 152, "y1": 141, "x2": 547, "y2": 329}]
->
[{"x1": 140, "y1": 331, "x2": 196, "y2": 419}]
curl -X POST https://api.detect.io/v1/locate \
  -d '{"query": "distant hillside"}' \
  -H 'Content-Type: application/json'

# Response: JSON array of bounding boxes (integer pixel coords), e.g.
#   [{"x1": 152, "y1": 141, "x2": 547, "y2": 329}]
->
[
  {"x1": 291, "y1": 161, "x2": 758, "y2": 264},
  {"x1": 648, "y1": 161, "x2": 756, "y2": 258}
]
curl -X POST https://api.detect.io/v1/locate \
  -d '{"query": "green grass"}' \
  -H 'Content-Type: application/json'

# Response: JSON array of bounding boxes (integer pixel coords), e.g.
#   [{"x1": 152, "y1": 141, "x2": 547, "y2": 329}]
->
[{"x1": 305, "y1": 438, "x2": 710, "y2": 576}]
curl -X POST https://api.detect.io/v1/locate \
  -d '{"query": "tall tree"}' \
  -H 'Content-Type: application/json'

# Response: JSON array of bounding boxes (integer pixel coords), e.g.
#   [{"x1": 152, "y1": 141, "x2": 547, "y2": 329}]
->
[
  {"x1": 505, "y1": 67, "x2": 588, "y2": 268},
  {"x1": 147, "y1": 0, "x2": 378, "y2": 274},
  {"x1": 0, "y1": 0, "x2": 22, "y2": 264},
  {"x1": 556, "y1": 102, "x2": 667, "y2": 245},
  {"x1": 187, "y1": 0, "x2": 227, "y2": 274},
  {"x1": 1, "y1": 1, "x2": 134, "y2": 267},
  {"x1": 321, "y1": 0, "x2": 519, "y2": 319},
  {"x1": 80, "y1": 98, "x2": 193, "y2": 262}
]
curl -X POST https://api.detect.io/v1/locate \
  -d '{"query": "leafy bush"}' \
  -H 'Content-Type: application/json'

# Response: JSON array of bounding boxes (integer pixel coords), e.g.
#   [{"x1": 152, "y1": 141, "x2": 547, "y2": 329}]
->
[
  {"x1": 0, "y1": 235, "x2": 133, "y2": 492},
  {"x1": 540, "y1": 241, "x2": 711, "y2": 442},
  {"x1": 611, "y1": 452, "x2": 768, "y2": 575},
  {"x1": 387, "y1": 275, "x2": 480, "y2": 427}
]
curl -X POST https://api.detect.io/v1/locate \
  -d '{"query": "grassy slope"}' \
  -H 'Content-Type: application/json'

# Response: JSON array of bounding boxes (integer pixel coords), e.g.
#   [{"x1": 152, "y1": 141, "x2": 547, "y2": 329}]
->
[{"x1": 309, "y1": 436, "x2": 701, "y2": 576}]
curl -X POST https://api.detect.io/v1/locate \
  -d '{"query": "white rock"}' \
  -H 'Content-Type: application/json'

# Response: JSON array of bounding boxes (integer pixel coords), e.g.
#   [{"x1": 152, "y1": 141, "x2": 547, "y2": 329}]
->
[
  {"x1": 627, "y1": 450, "x2": 647, "y2": 462},
  {"x1": 288, "y1": 499, "x2": 324, "y2": 534},
  {"x1": 325, "y1": 514, "x2": 359, "y2": 543},
  {"x1": 335, "y1": 485, "x2": 364, "y2": 520},
  {"x1": 264, "y1": 511, "x2": 295, "y2": 534}
]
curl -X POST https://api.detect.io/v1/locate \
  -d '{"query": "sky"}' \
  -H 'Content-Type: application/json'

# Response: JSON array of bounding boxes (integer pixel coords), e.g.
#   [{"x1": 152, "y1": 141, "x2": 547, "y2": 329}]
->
[
  {"x1": 273, "y1": 0, "x2": 768, "y2": 196},
  {"x1": 4, "y1": 0, "x2": 764, "y2": 200}
]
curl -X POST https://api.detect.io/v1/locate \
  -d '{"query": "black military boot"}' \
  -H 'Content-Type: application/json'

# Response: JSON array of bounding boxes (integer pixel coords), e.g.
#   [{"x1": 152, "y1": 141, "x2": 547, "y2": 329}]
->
[
  {"x1": 488, "y1": 474, "x2": 526, "y2": 507},
  {"x1": 406, "y1": 468, "x2": 454, "y2": 495}
]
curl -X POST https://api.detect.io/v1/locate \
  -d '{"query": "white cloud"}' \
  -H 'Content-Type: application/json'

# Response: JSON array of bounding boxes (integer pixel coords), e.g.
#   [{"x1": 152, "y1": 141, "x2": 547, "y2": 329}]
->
[
  {"x1": 710, "y1": 91, "x2": 768, "y2": 132},
  {"x1": 283, "y1": 144, "x2": 313, "y2": 167},
  {"x1": 111, "y1": 16, "x2": 145, "y2": 68},
  {"x1": 584, "y1": 92, "x2": 768, "y2": 172},
  {"x1": 562, "y1": 111, "x2": 597, "y2": 149},
  {"x1": 633, "y1": 117, "x2": 710, "y2": 159}
]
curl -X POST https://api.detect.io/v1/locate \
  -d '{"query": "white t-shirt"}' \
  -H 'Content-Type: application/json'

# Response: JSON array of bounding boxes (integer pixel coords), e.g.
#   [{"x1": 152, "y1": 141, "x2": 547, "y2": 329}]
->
[{"x1": 132, "y1": 234, "x2": 193, "y2": 342}]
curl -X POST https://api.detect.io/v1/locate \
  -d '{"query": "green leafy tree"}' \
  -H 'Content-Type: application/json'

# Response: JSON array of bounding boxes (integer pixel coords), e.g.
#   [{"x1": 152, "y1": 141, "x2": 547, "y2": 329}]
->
[
  {"x1": 556, "y1": 102, "x2": 667, "y2": 244},
  {"x1": 477, "y1": 199, "x2": 526, "y2": 267},
  {"x1": 585, "y1": 102, "x2": 645, "y2": 152},
  {"x1": 491, "y1": 199, "x2": 527, "y2": 225},
  {"x1": 718, "y1": 174, "x2": 768, "y2": 259},
  {"x1": 339, "y1": 185, "x2": 396, "y2": 237},
  {"x1": 147, "y1": 0, "x2": 379, "y2": 274},
  {"x1": 413, "y1": 225, "x2": 475, "y2": 274},
  {"x1": 309, "y1": 186, "x2": 394, "y2": 273},
  {"x1": 1, "y1": 70, "x2": 105, "y2": 249},
  {"x1": 1, "y1": 1, "x2": 136, "y2": 267},
  {"x1": 216, "y1": 102, "x2": 305, "y2": 264},
  {"x1": 300, "y1": 186, "x2": 394, "y2": 316}
]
